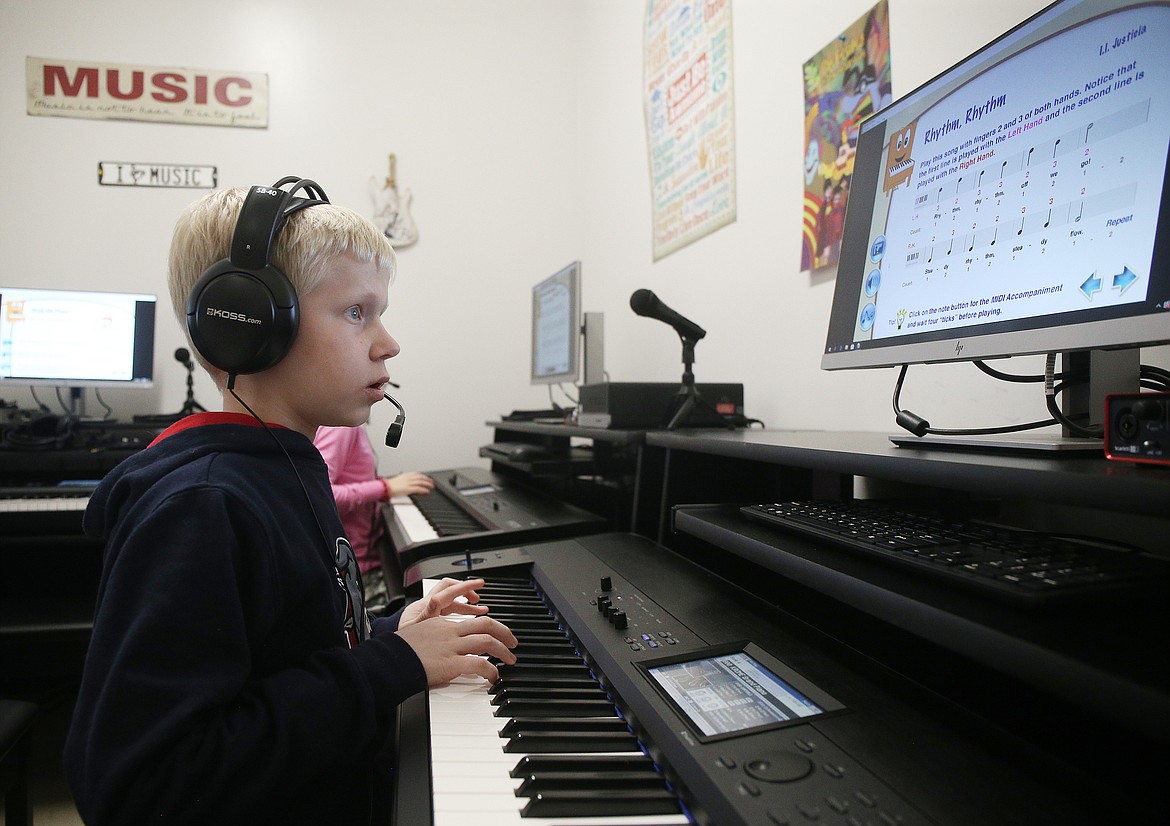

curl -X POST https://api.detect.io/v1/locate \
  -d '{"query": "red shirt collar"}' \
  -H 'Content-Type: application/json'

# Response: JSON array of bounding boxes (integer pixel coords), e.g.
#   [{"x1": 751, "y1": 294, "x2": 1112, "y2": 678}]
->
[{"x1": 149, "y1": 412, "x2": 287, "y2": 447}]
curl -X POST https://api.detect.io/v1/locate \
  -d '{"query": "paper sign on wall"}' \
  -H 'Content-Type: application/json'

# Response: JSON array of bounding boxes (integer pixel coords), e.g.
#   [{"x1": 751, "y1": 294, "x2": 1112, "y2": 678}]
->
[{"x1": 27, "y1": 57, "x2": 268, "y2": 129}]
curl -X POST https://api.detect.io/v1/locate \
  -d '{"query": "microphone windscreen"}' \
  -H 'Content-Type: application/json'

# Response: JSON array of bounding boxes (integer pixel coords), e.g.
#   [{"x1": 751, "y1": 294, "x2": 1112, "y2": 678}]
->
[
  {"x1": 174, "y1": 347, "x2": 191, "y2": 364},
  {"x1": 629, "y1": 289, "x2": 656, "y2": 315}
]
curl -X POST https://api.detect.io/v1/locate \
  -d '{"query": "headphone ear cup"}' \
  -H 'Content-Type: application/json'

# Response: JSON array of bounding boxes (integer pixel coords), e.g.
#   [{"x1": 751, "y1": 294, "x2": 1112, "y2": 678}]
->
[{"x1": 186, "y1": 261, "x2": 299, "y2": 375}]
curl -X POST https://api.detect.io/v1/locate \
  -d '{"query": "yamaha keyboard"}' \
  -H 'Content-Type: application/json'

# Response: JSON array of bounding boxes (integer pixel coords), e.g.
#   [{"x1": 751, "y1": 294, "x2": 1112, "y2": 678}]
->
[
  {"x1": 382, "y1": 466, "x2": 606, "y2": 570},
  {"x1": 392, "y1": 533, "x2": 1155, "y2": 825}
]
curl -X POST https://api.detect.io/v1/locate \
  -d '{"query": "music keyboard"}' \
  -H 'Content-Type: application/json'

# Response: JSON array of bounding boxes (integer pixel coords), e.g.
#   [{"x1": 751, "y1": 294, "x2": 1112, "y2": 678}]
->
[
  {"x1": 393, "y1": 533, "x2": 1137, "y2": 826},
  {"x1": 427, "y1": 577, "x2": 689, "y2": 825},
  {"x1": 381, "y1": 467, "x2": 606, "y2": 569},
  {"x1": 0, "y1": 485, "x2": 91, "y2": 512}
]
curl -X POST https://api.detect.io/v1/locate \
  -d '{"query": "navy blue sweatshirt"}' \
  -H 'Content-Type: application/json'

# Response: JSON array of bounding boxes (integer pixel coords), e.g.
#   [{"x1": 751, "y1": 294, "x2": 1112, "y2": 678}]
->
[{"x1": 64, "y1": 413, "x2": 427, "y2": 825}]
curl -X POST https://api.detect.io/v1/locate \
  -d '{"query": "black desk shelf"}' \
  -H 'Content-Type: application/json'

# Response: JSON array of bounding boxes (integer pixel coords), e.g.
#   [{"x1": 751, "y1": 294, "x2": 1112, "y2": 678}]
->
[
  {"x1": 672, "y1": 504, "x2": 1170, "y2": 742},
  {"x1": 647, "y1": 429, "x2": 1170, "y2": 516},
  {"x1": 484, "y1": 420, "x2": 651, "y2": 532}
]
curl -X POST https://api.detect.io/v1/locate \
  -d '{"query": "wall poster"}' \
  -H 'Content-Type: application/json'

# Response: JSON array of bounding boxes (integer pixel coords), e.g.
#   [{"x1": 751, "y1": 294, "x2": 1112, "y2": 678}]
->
[
  {"x1": 801, "y1": 1, "x2": 892, "y2": 271},
  {"x1": 644, "y1": 0, "x2": 737, "y2": 261}
]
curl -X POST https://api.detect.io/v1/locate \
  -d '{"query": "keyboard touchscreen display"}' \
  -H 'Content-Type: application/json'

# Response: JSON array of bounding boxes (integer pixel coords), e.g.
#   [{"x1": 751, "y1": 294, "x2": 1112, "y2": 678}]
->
[{"x1": 639, "y1": 642, "x2": 845, "y2": 741}]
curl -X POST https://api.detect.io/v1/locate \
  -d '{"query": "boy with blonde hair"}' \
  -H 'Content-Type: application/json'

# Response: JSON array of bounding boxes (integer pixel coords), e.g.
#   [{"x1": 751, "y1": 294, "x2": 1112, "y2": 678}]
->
[{"x1": 65, "y1": 178, "x2": 516, "y2": 824}]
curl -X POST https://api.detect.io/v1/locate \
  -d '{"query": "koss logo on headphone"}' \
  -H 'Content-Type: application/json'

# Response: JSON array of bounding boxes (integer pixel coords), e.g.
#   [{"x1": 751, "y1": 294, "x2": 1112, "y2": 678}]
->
[
  {"x1": 186, "y1": 176, "x2": 329, "y2": 378},
  {"x1": 205, "y1": 307, "x2": 262, "y2": 324}
]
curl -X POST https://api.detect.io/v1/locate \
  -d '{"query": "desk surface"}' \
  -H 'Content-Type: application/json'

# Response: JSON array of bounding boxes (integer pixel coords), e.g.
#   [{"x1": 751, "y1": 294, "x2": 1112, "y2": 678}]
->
[
  {"x1": 646, "y1": 428, "x2": 1170, "y2": 516},
  {"x1": 486, "y1": 419, "x2": 647, "y2": 444}
]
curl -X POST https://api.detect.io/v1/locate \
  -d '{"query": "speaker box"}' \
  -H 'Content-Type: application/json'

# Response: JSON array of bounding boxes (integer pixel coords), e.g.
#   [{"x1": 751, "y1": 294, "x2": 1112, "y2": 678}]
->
[
  {"x1": 1104, "y1": 392, "x2": 1170, "y2": 466},
  {"x1": 578, "y1": 382, "x2": 743, "y2": 429}
]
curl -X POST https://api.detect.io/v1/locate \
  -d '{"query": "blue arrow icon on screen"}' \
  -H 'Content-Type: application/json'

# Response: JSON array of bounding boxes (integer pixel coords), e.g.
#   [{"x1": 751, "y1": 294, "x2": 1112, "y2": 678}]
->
[
  {"x1": 1112, "y1": 267, "x2": 1138, "y2": 295},
  {"x1": 1079, "y1": 273, "x2": 1102, "y2": 299}
]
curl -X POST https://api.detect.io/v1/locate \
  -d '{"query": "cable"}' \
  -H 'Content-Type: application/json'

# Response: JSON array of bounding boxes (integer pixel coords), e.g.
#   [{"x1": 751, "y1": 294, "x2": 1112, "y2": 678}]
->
[
  {"x1": 228, "y1": 384, "x2": 334, "y2": 551},
  {"x1": 895, "y1": 355, "x2": 1170, "y2": 439},
  {"x1": 28, "y1": 386, "x2": 50, "y2": 413},
  {"x1": 892, "y1": 363, "x2": 1058, "y2": 437},
  {"x1": 93, "y1": 388, "x2": 113, "y2": 419},
  {"x1": 556, "y1": 383, "x2": 578, "y2": 406},
  {"x1": 1043, "y1": 354, "x2": 1102, "y2": 438},
  {"x1": 227, "y1": 382, "x2": 369, "y2": 644}
]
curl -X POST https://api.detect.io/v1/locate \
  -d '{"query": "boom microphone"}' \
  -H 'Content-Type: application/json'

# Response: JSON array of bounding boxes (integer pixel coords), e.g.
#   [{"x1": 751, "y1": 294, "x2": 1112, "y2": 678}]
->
[
  {"x1": 383, "y1": 392, "x2": 406, "y2": 448},
  {"x1": 629, "y1": 289, "x2": 707, "y2": 341}
]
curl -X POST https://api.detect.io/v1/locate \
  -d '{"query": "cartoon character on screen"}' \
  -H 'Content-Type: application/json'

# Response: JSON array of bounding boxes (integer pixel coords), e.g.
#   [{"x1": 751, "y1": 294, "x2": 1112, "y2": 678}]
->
[{"x1": 884, "y1": 119, "x2": 919, "y2": 192}]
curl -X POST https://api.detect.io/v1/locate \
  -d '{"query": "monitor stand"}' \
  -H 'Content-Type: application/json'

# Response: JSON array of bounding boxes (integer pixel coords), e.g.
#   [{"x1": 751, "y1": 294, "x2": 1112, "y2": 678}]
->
[{"x1": 890, "y1": 349, "x2": 1138, "y2": 457}]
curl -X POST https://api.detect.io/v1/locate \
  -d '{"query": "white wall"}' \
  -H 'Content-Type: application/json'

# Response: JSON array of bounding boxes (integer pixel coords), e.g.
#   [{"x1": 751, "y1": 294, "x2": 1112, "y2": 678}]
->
[{"x1": 3, "y1": 0, "x2": 1165, "y2": 476}]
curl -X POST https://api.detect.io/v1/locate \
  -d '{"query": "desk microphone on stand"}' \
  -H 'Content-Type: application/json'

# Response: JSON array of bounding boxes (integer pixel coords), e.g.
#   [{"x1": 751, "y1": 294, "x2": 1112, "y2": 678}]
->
[
  {"x1": 629, "y1": 289, "x2": 731, "y2": 430},
  {"x1": 174, "y1": 348, "x2": 206, "y2": 416},
  {"x1": 133, "y1": 348, "x2": 206, "y2": 426}
]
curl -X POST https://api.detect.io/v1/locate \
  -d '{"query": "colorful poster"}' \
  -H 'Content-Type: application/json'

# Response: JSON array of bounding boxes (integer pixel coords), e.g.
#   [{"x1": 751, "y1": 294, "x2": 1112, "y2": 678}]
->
[
  {"x1": 644, "y1": 0, "x2": 737, "y2": 261},
  {"x1": 801, "y1": 1, "x2": 892, "y2": 271}
]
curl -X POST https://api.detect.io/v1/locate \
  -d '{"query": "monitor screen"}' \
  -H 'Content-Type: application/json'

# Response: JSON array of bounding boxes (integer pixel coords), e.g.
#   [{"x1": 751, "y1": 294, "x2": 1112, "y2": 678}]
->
[
  {"x1": 822, "y1": 0, "x2": 1170, "y2": 372},
  {"x1": 530, "y1": 261, "x2": 581, "y2": 385},
  {"x1": 0, "y1": 286, "x2": 156, "y2": 388}
]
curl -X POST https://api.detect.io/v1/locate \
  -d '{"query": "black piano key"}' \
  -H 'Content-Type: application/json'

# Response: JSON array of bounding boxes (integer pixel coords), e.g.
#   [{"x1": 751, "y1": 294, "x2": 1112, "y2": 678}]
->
[
  {"x1": 498, "y1": 717, "x2": 629, "y2": 736},
  {"x1": 503, "y1": 731, "x2": 640, "y2": 753},
  {"x1": 487, "y1": 617, "x2": 562, "y2": 630},
  {"x1": 488, "y1": 677, "x2": 599, "y2": 694},
  {"x1": 511, "y1": 642, "x2": 578, "y2": 655},
  {"x1": 507, "y1": 627, "x2": 566, "y2": 638},
  {"x1": 514, "y1": 771, "x2": 671, "y2": 797},
  {"x1": 411, "y1": 493, "x2": 483, "y2": 535},
  {"x1": 479, "y1": 594, "x2": 547, "y2": 603},
  {"x1": 510, "y1": 754, "x2": 656, "y2": 778},
  {"x1": 494, "y1": 698, "x2": 618, "y2": 718},
  {"x1": 490, "y1": 654, "x2": 584, "y2": 668},
  {"x1": 484, "y1": 603, "x2": 550, "y2": 613},
  {"x1": 520, "y1": 788, "x2": 682, "y2": 818},
  {"x1": 491, "y1": 687, "x2": 609, "y2": 705},
  {"x1": 496, "y1": 664, "x2": 593, "y2": 680}
]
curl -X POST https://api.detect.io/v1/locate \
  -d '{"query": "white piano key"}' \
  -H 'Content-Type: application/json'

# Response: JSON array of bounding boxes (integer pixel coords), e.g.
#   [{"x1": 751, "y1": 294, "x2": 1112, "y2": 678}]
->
[
  {"x1": 389, "y1": 496, "x2": 439, "y2": 543},
  {"x1": 0, "y1": 496, "x2": 89, "y2": 513}
]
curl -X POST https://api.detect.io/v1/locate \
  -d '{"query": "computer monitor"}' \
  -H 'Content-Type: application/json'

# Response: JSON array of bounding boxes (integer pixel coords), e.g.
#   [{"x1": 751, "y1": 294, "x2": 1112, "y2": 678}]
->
[
  {"x1": 530, "y1": 261, "x2": 582, "y2": 386},
  {"x1": 0, "y1": 286, "x2": 157, "y2": 389},
  {"x1": 822, "y1": 0, "x2": 1170, "y2": 438}
]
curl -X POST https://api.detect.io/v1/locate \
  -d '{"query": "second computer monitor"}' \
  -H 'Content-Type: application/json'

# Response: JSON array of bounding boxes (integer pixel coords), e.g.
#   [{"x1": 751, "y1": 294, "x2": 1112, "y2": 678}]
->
[{"x1": 531, "y1": 261, "x2": 582, "y2": 385}]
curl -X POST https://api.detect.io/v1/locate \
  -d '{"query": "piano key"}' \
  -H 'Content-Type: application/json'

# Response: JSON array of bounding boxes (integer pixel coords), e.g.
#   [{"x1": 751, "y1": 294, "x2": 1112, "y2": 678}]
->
[
  {"x1": 496, "y1": 663, "x2": 595, "y2": 680},
  {"x1": 489, "y1": 677, "x2": 600, "y2": 695},
  {"x1": 503, "y1": 731, "x2": 641, "y2": 754},
  {"x1": 493, "y1": 699, "x2": 621, "y2": 718},
  {"x1": 508, "y1": 754, "x2": 662, "y2": 777},
  {"x1": 514, "y1": 771, "x2": 671, "y2": 796},
  {"x1": 521, "y1": 789, "x2": 683, "y2": 819},
  {"x1": 498, "y1": 718, "x2": 631, "y2": 736},
  {"x1": 490, "y1": 688, "x2": 610, "y2": 704}
]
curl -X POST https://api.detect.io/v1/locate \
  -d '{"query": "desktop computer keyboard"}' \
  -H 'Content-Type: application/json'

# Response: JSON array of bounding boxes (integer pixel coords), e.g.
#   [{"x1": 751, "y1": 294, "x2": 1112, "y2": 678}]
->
[{"x1": 740, "y1": 500, "x2": 1170, "y2": 608}]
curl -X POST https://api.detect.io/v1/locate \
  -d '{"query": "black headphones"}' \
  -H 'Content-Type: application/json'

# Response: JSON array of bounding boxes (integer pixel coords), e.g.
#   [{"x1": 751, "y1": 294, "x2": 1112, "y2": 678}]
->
[{"x1": 186, "y1": 177, "x2": 329, "y2": 379}]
